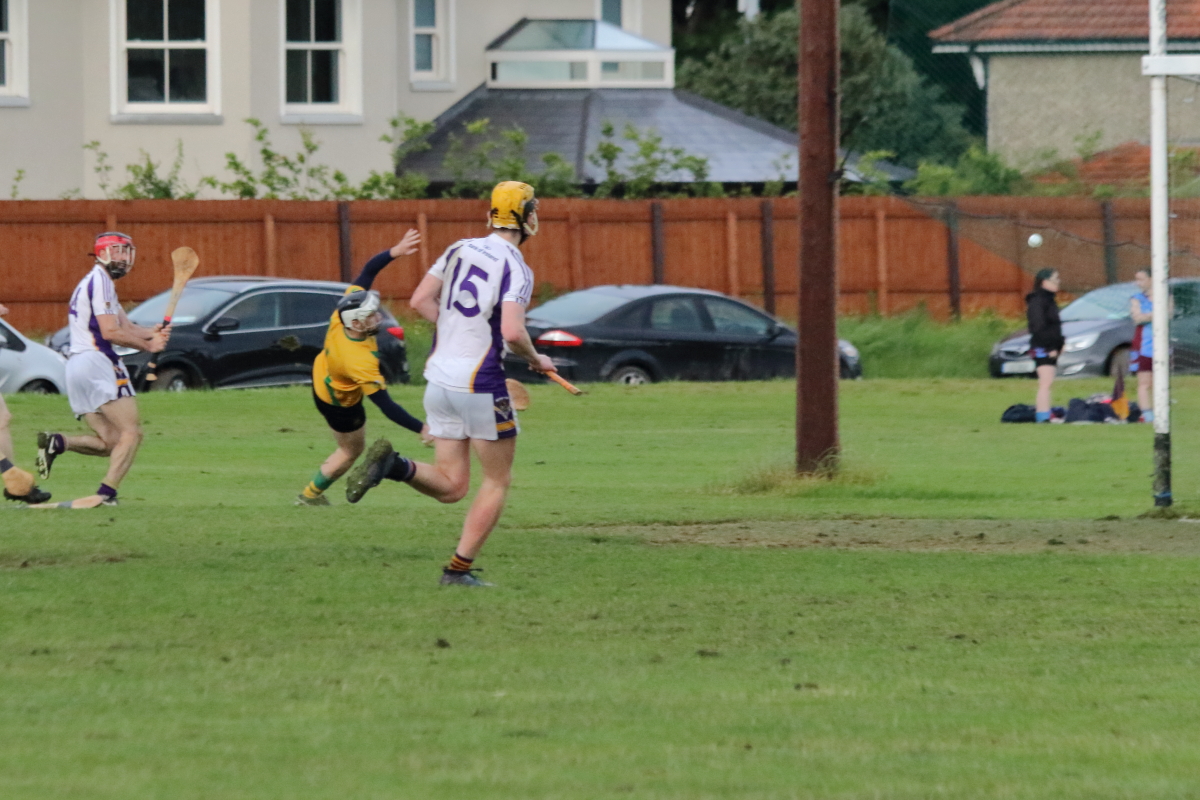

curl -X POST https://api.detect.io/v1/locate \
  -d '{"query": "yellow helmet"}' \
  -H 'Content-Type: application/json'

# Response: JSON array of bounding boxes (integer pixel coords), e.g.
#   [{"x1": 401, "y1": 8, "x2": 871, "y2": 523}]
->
[{"x1": 489, "y1": 181, "x2": 539, "y2": 240}]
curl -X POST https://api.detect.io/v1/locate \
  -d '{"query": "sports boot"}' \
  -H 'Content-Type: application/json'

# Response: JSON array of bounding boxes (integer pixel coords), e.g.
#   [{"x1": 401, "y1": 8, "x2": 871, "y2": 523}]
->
[
  {"x1": 345, "y1": 438, "x2": 396, "y2": 504},
  {"x1": 4, "y1": 485, "x2": 52, "y2": 504},
  {"x1": 439, "y1": 569, "x2": 494, "y2": 587},
  {"x1": 36, "y1": 432, "x2": 62, "y2": 480},
  {"x1": 295, "y1": 492, "x2": 331, "y2": 506}
]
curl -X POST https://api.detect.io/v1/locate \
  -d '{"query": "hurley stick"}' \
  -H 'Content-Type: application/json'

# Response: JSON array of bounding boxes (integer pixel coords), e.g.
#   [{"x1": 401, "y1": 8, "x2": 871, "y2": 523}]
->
[
  {"x1": 144, "y1": 246, "x2": 200, "y2": 383},
  {"x1": 545, "y1": 371, "x2": 584, "y2": 396}
]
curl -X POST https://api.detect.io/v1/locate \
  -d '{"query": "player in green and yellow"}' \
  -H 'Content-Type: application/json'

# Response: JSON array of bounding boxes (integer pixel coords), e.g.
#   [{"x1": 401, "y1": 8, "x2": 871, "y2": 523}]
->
[{"x1": 297, "y1": 230, "x2": 430, "y2": 505}]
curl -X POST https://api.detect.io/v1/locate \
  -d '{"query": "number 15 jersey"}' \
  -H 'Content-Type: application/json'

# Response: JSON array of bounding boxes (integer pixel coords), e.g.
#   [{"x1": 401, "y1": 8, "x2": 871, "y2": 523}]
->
[{"x1": 424, "y1": 233, "x2": 534, "y2": 394}]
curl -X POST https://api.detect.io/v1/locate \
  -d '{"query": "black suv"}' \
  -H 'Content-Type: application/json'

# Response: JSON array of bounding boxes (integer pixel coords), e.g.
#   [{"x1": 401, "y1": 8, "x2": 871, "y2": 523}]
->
[{"x1": 49, "y1": 278, "x2": 409, "y2": 390}]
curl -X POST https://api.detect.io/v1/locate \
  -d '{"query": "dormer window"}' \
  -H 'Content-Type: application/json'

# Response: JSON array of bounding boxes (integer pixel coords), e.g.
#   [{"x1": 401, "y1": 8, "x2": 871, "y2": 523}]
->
[{"x1": 487, "y1": 18, "x2": 673, "y2": 89}]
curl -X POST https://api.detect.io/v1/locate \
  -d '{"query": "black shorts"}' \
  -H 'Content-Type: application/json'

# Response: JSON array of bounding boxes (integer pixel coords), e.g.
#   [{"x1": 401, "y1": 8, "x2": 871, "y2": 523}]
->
[
  {"x1": 1031, "y1": 347, "x2": 1057, "y2": 368},
  {"x1": 313, "y1": 391, "x2": 366, "y2": 433}
]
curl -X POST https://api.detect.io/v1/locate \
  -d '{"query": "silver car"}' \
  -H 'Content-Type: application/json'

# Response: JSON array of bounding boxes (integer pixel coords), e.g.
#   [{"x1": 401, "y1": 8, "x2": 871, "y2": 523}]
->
[
  {"x1": 989, "y1": 279, "x2": 1200, "y2": 378},
  {"x1": 0, "y1": 316, "x2": 67, "y2": 394}
]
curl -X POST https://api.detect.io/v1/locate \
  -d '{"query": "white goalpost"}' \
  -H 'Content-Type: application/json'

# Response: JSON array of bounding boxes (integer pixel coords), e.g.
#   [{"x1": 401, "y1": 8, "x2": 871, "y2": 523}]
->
[{"x1": 1142, "y1": 0, "x2": 1177, "y2": 507}]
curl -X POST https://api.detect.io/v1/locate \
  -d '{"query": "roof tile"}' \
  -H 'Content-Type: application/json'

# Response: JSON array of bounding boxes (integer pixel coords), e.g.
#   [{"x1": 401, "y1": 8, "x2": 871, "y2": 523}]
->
[{"x1": 931, "y1": 0, "x2": 1200, "y2": 43}]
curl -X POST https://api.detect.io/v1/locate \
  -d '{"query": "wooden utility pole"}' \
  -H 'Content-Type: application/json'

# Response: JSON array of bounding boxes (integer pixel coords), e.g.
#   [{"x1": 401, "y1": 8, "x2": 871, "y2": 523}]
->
[{"x1": 796, "y1": 0, "x2": 841, "y2": 473}]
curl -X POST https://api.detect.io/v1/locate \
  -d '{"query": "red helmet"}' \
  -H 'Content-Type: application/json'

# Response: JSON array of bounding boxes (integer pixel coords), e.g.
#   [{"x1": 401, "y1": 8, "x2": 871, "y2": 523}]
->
[{"x1": 94, "y1": 231, "x2": 135, "y2": 278}]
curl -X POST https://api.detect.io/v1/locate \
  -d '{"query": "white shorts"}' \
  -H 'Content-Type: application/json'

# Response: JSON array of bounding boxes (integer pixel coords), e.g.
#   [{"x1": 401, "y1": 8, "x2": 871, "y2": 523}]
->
[
  {"x1": 424, "y1": 383, "x2": 518, "y2": 441},
  {"x1": 66, "y1": 350, "x2": 135, "y2": 418}
]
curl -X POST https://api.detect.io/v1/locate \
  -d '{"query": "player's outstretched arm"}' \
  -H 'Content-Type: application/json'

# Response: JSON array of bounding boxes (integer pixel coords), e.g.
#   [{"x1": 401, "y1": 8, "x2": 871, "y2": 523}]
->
[
  {"x1": 352, "y1": 230, "x2": 420, "y2": 292},
  {"x1": 367, "y1": 389, "x2": 425, "y2": 434}
]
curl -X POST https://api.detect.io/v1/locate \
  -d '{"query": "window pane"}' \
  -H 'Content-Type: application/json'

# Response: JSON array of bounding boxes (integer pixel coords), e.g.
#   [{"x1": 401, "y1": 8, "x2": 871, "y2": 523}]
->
[
  {"x1": 286, "y1": 49, "x2": 309, "y2": 103},
  {"x1": 651, "y1": 298, "x2": 704, "y2": 332},
  {"x1": 285, "y1": 292, "x2": 340, "y2": 326},
  {"x1": 224, "y1": 293, "x2": 281, "y2": 331},
  {"x1": 414, "y1": 0, "x2": 435, "y2": 29},
  {"x1": 127, "y1": 49, "x2": 166, "y2": 101},
  {"x1": 601, "y1": 61, "x2": 664, "y2": 80},
  {"x1": 414, "y1": 33, "x2": 432, "y2": 71},
  {"x1": 703, "y1": 298, "x2": 772, "y2": 336},
  {"x1": 0, "y1": 41, "x2": 6, "y2": 87},
  {"x1": 0, "y1": 0, "x2": 8, "y2": 33},
  {"x1": 493, "y1": 61, "x2": 586, "y2": 82},
  {"x1": 311, "y1": 49, "x2": 338, "y2": 102},
  {"x1": 602, "y1": 0, "x2": 621, "y2": 27},
  {"x1": 168, "y1": 48, "x2": 206, "y2": 101},
  {"x1": 168, "y1": 0, "x2": 205, "y2": 40},
  {"x1": 127, "y1": 0, "x2": 165, "y2": 41},
  {"x1": 313, "y1": 0, "x2": 339, "y2": 42},
  {"x1": 286, "y1": 0, "x2": 310, "y2": 42}
]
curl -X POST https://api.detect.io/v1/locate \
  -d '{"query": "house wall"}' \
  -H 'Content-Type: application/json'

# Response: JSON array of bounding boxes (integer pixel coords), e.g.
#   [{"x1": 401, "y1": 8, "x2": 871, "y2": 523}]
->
[
  {"x1": 988, "y1": 53, "x2": 1200, "y2": 164},
  {"x1": 0, "y1": 0, "x2": 672, "y2": 200}
]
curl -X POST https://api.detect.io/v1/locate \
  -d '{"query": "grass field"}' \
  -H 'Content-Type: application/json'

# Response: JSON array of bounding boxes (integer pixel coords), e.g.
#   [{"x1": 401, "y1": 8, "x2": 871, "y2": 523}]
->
[{"x1": 3, "y1": 378, "x2": 1200, "y2": 799}]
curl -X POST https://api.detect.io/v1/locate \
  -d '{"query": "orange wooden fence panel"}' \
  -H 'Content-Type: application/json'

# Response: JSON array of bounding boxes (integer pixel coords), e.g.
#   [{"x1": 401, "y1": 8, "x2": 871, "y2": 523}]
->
[{"x1": 0, "y1": 195, "x2": 1150, "y2": 334}]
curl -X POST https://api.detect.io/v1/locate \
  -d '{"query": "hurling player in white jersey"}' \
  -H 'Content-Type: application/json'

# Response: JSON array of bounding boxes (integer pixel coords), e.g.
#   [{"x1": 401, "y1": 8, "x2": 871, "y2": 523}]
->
[
  {"x1": 35, "y1": 232, "x2": 170, "y2": 509},
  {"x1": 345, "y1": 181, "x2": 557, "y2": 586}
]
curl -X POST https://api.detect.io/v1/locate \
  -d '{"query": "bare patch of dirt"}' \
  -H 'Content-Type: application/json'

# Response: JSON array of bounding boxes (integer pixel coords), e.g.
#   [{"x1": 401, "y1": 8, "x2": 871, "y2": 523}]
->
[{"x1": 560, "y1": 519, "x2": 1200, "y2": 556}]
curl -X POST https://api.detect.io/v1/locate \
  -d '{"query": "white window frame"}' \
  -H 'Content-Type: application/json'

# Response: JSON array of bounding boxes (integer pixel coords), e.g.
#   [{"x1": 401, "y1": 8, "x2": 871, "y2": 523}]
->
[
  {"x1": 410, "y1": 0, "x2": 454, "y2": 91},
  {"x1": 0, "y1": 0, "x2": 30, "y2": 106},
  {"x1": 109, "y1": 0, "x2": 222, "y2": 122},
  {"x1": 280, "y1": 0, "x2": 362, "y2": 124}
]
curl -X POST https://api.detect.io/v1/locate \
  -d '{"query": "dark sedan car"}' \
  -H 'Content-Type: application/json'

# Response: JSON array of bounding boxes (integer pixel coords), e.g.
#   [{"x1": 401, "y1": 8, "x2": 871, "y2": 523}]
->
[
  {"x1": 48, "y1": 277, "x2": 409, "y2": 390},
  {"x1": 989, "y1": 279, "x2": 1200, "y2": 378},
  {"x1": 503, "y1": 285, "x2": 861, "y2": 384}
]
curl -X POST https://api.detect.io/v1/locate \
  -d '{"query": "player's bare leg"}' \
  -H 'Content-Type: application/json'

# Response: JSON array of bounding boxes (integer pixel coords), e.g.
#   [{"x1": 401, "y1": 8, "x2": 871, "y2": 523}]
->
[
  {"x1": 407, "y1": 438, "x2": 471, "y2": 503},
  {"x1": 1137, "y1": 369, "x2": 1153, "y2": 420},
  {"x1": 297, "y1": 427, "x2": 365, "y2": 505},
  {"x1": 453, "y1": 437, "x2": 516, "y2": 559},
  {"x1": 35, "y1": 398, "x2": 142, "y2": 509},
  {"x1": 0, "y1": 396, "x2": 51, "y2": 504}
]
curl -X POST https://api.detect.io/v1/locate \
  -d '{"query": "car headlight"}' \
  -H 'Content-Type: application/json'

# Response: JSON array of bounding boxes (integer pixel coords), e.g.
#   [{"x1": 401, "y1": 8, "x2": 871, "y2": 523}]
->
[
  {"x1": 838, "y1": 341, "x2": 859, "y2": 359},
  {"x1": 1063, "y1": 332, "x2": 1100, "y2": 352}
]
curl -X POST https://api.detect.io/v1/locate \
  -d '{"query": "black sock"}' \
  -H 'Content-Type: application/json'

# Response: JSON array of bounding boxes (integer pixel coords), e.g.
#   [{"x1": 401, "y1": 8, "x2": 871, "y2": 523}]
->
[
  {"x1": 98, "y1": 483, "x2": 117, "y2": 500},
  {"x1": 386, "y1": 456, "x2": 416, "y2": 482},
  {"x1": 0, "y1": 458, "x2": 13, "y2": 473}
]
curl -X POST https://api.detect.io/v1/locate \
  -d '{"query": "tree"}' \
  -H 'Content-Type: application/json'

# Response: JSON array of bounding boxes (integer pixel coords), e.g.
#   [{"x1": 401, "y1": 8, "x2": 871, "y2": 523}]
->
[{"x1": 677, "y1": 4, "x2": 972, "y2": 167}]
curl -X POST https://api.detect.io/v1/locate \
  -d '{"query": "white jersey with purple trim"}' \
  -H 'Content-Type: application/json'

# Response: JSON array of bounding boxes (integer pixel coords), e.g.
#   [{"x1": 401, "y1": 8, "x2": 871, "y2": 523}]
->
[
  {"x1": 67, "y1": 265, "x2": 123, "y2": 365},
  {"x1": 424, "y1": 233, "x2": 534, "y2": 394}
]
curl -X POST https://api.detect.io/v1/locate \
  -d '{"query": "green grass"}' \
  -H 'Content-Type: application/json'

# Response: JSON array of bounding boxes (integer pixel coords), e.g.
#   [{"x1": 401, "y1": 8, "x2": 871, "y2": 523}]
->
[
  {"x1": 3, "y1": 378, "x2": 1200, "y2": 798},
  {"x1": 839, "y1": 312, "x2": 1021, "y2": 378}
]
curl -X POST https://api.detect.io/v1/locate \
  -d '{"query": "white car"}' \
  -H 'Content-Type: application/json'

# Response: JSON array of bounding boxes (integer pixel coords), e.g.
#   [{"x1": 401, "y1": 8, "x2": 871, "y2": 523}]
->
[{"x1": 0, "y1": 316, "x2": 67, "y2": 394}]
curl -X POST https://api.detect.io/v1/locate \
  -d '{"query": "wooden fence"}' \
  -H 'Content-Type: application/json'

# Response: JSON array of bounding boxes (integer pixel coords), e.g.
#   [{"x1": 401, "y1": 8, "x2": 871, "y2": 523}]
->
[{"x1": 0, "y1": 196, "x2": 1180, "y2": 333}]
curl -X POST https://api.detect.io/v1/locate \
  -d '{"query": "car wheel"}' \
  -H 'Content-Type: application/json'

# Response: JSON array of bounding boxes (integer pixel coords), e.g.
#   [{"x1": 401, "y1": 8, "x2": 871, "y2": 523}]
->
[
  {"x1": 151, "y1": 367, "x2": 192, "y2": 392},
  {"x1": 18, "y1": 380, "x2": 57, "y2": 394},
  {"x1": 611, "y1": 364, "x2": 653, "y2": 385},
  {"x1": 1107, "y1": 346, "x2": 1130, "y2": 379}
]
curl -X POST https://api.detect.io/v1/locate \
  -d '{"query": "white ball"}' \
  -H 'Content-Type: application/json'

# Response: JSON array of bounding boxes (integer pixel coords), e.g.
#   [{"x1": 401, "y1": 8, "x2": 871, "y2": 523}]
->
[{"x1": 1027, "y1": 233, "x2": 1044, "y2": 248}]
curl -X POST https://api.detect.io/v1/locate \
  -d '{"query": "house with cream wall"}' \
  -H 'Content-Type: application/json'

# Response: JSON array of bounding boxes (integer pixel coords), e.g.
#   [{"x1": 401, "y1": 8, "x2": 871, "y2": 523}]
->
[
  {"x1": 0, "y1": 0, "x2": 671, "y2": 199},
  {"x1": 930, "y1": 0, "x2": 1200, "y2": 165}
]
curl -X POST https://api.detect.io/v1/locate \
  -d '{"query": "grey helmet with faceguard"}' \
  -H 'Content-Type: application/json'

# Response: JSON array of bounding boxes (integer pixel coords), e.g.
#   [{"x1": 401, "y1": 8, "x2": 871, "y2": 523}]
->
[
  {"x1": 93, "y1": 231, "x2": 136, "y2": 279},
  {"x1": 337, "y1": 289, "x2": 383, "y2": 335}
]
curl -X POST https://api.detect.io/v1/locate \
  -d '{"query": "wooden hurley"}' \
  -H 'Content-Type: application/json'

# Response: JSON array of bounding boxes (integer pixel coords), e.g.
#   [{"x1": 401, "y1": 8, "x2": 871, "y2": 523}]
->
[
  {"x1": 546, "y1": 371, "x2": 584, "y2": 396},
  {"x1": 144, "y1": 247, "x2": 200, "y2": 383}
]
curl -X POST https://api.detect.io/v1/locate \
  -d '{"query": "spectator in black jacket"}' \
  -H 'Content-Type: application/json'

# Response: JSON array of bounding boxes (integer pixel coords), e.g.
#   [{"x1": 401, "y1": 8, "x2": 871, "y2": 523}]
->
[{"x1": 1026, "y1": 269, "x2": 1064, "y2": 422}]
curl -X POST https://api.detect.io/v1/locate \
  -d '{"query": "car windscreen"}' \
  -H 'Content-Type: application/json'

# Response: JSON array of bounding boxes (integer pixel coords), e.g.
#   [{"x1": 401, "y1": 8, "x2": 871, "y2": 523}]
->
[
  {"x1": 1060, "y1": 284, "x2": 1138, "y2": 321},
  {"x1": 127, "y1": 287, "x2": 237, "y2": 326},
  {"x1": 527, "y1": 292, "x2": 630, "y2": 326}
]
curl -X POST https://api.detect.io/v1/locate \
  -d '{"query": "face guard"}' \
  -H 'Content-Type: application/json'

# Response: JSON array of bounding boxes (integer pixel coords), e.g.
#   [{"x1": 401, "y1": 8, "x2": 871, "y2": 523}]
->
[
  {"x1": 94, "y1": 232, "x2": 136, "y2": 279},
  {"x1": 337, "y1": 290, "x2": 383, "y2": 335},
  {"x1": 488, "y1": 181, "x2": 539, "y2": 243}
]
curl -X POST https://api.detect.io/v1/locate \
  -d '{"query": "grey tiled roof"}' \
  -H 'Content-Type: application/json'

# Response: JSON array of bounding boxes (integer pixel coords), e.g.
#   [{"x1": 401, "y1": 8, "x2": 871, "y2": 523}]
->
[{"x1": 398, "y1": 86, "x2": 913, "y2": 185}]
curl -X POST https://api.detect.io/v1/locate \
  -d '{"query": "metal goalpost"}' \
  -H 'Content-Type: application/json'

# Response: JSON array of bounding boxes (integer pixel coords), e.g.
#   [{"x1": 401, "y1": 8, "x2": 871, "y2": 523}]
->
[{"x1": 1142, "y1": 0, "x2": 1182, "y2": 507}]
